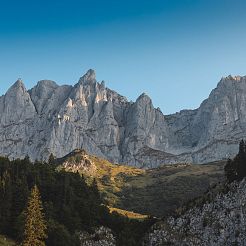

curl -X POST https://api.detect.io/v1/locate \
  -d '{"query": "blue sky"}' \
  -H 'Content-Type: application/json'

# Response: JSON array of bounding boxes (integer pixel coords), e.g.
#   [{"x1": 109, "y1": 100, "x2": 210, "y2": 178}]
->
[{"x1": 0, "y1": 0, "x2": 246, "y2": 114}]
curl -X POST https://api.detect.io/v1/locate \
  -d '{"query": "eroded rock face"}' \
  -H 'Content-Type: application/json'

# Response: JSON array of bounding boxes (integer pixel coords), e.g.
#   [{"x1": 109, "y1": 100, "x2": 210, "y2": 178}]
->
[
  {"x1": 79, "y1": 226, "x2": 116, "y2": 246},
  {"x1": 61, "y1": 149, "x2": 97, "y2": 175},
  {"x1": 0, "y1": 71, "x2": 246, "y2": 167},
  {"x1": 143, "y1": 179, "x2": 246, "y2": 246}
]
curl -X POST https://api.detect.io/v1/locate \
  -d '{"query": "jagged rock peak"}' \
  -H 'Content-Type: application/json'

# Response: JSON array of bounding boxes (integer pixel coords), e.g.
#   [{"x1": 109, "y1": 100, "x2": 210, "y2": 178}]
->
[
  {"x1": 221, "y1": 74, "x2": 246, "y2": 82},
  {"x1": 2, "y1": 72, "x2": 246, "y2": 167},
  {"x1": 16, "y1": 77, "x2": 23, "y2": 83},
  {"x1": 215, "y1": 75, "x2": 246, "y2": 92},
  {"x1": 7, "y1": 78, "x2": 26, "y2": 93},
  {"x1": 136, "y1": 92, "x2": 152, "y2": 104},
  {"x1": 13, "y1": 78, "x2": 24, "y2": 87},
  {"x1": 78, "y1": 69, "x2": 96, "y2": 85},
  {"x1": 138, "y1": 92, "x2": 149, "y2": 98},
  {"x1": 36, "y1": 80, "x2": 58, "y2": 88}
]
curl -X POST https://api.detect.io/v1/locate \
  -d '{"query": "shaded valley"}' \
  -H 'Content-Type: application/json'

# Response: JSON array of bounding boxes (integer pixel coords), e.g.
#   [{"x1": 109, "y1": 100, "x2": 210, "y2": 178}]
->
[{"x1": 58, "y1": 149, "x2": 225, "y2": 217}]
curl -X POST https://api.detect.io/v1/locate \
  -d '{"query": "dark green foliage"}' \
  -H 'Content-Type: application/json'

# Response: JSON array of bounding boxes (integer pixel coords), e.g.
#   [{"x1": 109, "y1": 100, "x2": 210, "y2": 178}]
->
[
  {"x1": 0, "y1": 156, "x2": 155, "y2": 245},
  {"x1": 22, "y1": 185, "x2": 47, "y2": 246},
  {"x1": 0, "y1": 157, "x2": 107, "y2": 245},
  {"x1": 224, "y1": 159, "x2": 237, "y2": 183},
  {"x1": 102, "y1": 211, "x2": 156, "y2": 246},
  {"x1": 46, "y1": 219, "x2": 80, "y2": 246},
  {"x1": 224, "y1": 140, "x2": 246, "y2": 182}
]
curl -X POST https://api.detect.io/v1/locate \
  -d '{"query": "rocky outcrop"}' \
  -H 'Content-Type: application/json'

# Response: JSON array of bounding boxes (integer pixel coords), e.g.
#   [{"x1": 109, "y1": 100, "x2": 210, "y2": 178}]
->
[
  {"x1": 1, "y1": 71, "x2": 246, "y2": 167},
  {"x1": 59, "y1": 149, "x2": 97, "y2": 175},
  {"x1": 79, "y1": 226, "x2": 116, "y2": 246},
  {"x1": 143, "y1": 179, "x2": 246, "y2": 245}
]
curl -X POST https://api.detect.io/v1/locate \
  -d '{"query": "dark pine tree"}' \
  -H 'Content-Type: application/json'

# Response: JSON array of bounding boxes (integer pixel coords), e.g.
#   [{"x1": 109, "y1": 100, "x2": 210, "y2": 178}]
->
[
  {"x1": 237, "y1": 139, "x2": 246, "y2": 180},
  {"x1": 224, "y1": 158, "x2": 237, "y2": 183},
  {"x1": 22, "y1": 185, "x2": 47, "y2": 246},
  {"x1": 48, "y1": 154, "x2": 56, "y2": 165},
  {"x1": 0, "y1": 168, "x2": 12, "y2": 235},
  {"x1": 225, "y1": 140, "x2": 246, "y2": 182}
]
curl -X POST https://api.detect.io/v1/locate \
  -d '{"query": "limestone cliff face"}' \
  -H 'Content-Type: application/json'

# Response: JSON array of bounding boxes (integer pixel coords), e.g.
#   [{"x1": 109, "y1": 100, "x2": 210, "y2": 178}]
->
[
  {"x1": 0, "y1": 70, "x2": 246, "y2": 167},
  {"x1": 166, "y1": 75, "x2": 246, "y2": 164}
]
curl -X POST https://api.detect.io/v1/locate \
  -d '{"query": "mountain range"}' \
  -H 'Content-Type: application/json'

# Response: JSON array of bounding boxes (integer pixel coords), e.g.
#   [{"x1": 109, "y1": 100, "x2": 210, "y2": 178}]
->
[{"x1": 1, "y1": 69, "x2": 246, "y2": 167}]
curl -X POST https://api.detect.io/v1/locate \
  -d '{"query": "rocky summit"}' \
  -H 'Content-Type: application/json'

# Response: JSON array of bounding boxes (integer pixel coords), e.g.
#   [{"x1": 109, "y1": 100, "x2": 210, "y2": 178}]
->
[{"x1": 1, "y1": 71, "x2": 246, "y2": 167}]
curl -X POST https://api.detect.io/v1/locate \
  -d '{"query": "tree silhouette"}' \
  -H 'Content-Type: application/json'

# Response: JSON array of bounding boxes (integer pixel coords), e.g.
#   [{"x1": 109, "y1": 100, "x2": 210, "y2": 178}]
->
[
  {"x1": 48, "y1": 154, "x2": 56, "y2": 165},
  {"x1": 22, "y1": 185, "x2": 47, "y2": 246},
  {"x1": 224, "y1": 158, "x2": 237, "y2": 183},
  {"x1": 225, "y1": 140, "x2": 246, "y2": 182}
]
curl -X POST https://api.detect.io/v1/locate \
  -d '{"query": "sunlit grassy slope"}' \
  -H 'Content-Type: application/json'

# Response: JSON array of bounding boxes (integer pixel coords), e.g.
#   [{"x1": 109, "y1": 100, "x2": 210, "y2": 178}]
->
[
  {"x1": 58, "y1": 150, "x2": 225, "y2": 218},
  {"x1": 107, "y1": 206, "x2": 148, "y2": 220},
  {"x1": 0, "y1": 235, "x2": 16, "y2": 246}
]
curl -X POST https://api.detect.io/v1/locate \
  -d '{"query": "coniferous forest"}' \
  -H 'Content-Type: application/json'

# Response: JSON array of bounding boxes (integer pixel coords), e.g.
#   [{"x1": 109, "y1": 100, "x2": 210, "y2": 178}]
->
[
  {"x1": 0, "y1": 157, "x2": 154, "y2": 246},
  {"x1": 2, "y1": 140, "x2": 246, "y2": 245}
]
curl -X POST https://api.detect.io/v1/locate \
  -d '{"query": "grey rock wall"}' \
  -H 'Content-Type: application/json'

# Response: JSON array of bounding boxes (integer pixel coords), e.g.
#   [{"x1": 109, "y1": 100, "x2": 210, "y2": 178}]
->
[{"x1": 0, "y1": 70, "x2": 246, "y2": 167}]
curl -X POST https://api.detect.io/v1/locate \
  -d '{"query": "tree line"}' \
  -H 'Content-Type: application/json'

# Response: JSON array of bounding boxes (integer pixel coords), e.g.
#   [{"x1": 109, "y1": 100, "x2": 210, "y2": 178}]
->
[{"x1": 0, "y1": 156, "x2": 155, "y2": 246}]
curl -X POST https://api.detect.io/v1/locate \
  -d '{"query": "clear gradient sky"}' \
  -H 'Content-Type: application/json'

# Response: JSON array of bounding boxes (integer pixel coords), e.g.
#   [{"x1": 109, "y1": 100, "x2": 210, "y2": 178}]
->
[{"x1": 0, "y1": 0, "x2": 246, "y2": 114}]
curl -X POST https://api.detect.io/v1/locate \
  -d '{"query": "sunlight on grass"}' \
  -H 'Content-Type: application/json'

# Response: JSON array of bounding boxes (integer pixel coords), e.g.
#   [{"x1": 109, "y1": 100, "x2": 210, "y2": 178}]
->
[
  {"x1": 59, "y1": 150, "x2": 225, "y2": 218},
  {"x1": 0, "y1": 235, "x2": 16, "y2": 246}
]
